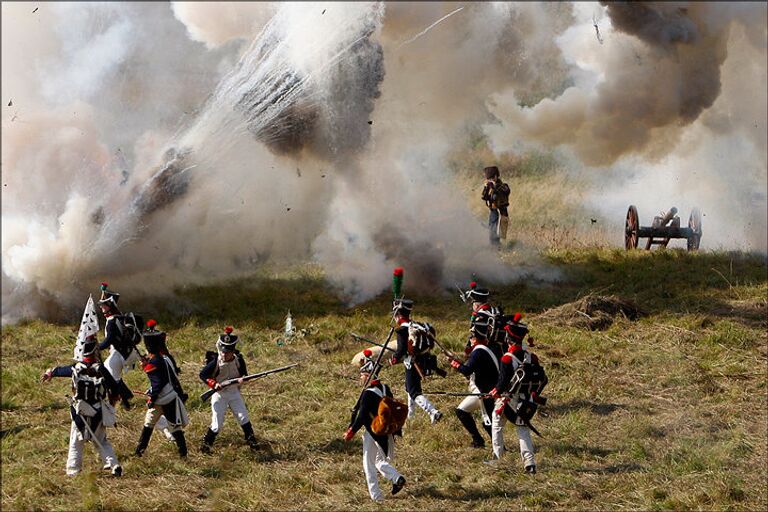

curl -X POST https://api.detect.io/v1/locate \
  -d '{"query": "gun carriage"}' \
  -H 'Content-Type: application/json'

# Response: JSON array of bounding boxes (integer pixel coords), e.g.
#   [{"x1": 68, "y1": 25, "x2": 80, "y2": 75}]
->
[{"x1": 624, "y1": 205, "x2": 702, "y2": 251}]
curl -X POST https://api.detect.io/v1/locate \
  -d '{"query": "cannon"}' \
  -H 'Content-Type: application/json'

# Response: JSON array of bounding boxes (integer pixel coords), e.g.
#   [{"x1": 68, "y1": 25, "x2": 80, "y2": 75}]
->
[{"x1": 625, "y1": 205, "x2": 702, "y2": 251}]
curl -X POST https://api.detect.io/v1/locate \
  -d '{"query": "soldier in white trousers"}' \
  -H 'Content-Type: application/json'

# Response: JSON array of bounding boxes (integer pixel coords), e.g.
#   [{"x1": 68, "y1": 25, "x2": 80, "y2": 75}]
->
[
  {"x1": 199, "y1": 327, "x2": 260, "y2": 452},
  {"x1": 42, "y1": 336, "x2": 123, "y2": 477},
  {"x1": 344, "y1": 350, "x2": 406, "y2": 503}
]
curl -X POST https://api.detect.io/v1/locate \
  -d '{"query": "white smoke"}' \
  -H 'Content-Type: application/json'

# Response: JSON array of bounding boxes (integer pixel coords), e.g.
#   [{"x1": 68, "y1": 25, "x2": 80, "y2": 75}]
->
[{"x1": 4, "y1": 1, "x2": 763, "y2": 322}]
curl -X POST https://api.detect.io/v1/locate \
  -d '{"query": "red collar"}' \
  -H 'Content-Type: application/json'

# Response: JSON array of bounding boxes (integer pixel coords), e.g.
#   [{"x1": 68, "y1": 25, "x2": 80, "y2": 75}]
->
[{"x1": 397, "y1": 317, "x2": 409, "y2": 326}]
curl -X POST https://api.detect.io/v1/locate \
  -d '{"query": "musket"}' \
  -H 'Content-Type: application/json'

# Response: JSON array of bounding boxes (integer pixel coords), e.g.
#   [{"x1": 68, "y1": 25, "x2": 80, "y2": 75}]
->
[
  {"x1": 455, "y1": 284, "x2": 468, "y2": 304},
  {"x1": 430, "y1": 335, "x2": 459, "y2": 360},
  {"x1": 200, "y1": 363, "x2": 299, "y2": 402},
  {"x1": 350, "y1": 333, "x2": 396, "y2": 353}
]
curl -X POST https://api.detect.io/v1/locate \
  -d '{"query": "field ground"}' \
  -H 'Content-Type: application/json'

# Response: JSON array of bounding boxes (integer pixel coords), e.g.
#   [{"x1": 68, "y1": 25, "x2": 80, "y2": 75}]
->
[{"x1": 2, "y1": 248, "x2": 766, "y2": 511}]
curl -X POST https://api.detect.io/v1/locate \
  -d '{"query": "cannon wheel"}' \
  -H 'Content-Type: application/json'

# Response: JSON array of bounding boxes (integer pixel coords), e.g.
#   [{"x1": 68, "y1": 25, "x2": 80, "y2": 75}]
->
[
  {"x1": 687, "y1": 208, "x2": 702, "y2": 251},
  {"x1": 625, "y1": 205, "x2": 639, "y2": 250}
]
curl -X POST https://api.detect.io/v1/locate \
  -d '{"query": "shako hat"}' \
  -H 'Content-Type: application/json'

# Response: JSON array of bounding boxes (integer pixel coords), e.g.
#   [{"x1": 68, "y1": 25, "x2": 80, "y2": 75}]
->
[
  {"x1": 359, "y1": 348, "x2": 381, "y2": 381},
  {"x1": 505, "y1": 313, "x2": 529, "y2": 340},
  {"x1": 217, "y1": 326, "x2": 239, "y2": 352},
  {"x1": 392, "y1": 298, "x2": 414, "y2": 316},
  {"x1": 470, "y1": 320, "x2": 489, "y2": 340},
  {"x1": 98, "y1": 282, "x2": 120, "y2": 308},
  {"x1": 483, "y1": 166, "x2": 500, "y2": 179},
  {"x1": 467, "y1": 287, "x2": 490, "y2": 303},
  {"x1": 143, "y1": 319, "x2": 167, "y2": 353}
]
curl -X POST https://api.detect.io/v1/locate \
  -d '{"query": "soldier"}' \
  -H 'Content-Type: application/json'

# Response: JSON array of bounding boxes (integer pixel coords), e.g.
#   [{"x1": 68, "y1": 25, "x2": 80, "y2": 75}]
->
[
  {"x1": 134, "y1": 320, "x2": 189, "y2": 458},
  {"x1": 144, "y1": 319, "x2": 179, "y2": 443},
  {"x1": 41, "y1": 336, "x2": 123, "y2": 477},
  {"x1": 481, "y1": 166, "x2": 511, "y2": 246},
  {"x1": 344, "y1": 350, "x2": 407, "y2": 503},
  {"x1": 199, "y1": 326, "x2": 260, "y2": 453},
  {"x1": 388, "y1": 299, "x2": 443, "y2": 424},
  {"x1": 96, "y1": 283, "x2": 138, "y2": 409},
  {"x1": 446, "y1": 321, "x2": 500, "y2": 449},
  {"x1": 488, "y1": 323, "x2": 543, "y2": 473}
]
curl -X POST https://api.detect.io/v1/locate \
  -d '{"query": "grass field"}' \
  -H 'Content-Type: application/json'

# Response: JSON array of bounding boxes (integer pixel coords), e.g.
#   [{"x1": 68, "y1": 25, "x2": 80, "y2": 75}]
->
[{"x1": 2, "y1": 248, "x2": 766, "y2": 511}]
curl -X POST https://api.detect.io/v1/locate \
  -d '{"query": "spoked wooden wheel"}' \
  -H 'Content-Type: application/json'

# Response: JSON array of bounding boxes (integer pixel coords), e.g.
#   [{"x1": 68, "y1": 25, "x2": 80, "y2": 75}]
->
[
  {"x1": 687, "y1": 208, "x2": 702, "y2": 251},
  {"x1": 625, "y1": 205, "x2": 639, "y2": 250}
]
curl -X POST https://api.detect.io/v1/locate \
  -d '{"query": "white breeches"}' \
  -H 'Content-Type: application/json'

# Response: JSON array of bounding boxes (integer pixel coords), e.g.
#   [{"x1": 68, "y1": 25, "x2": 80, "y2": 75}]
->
[
  {"x1": 362, "y1": 430, "x2": 401, "y2": 502},
  {"x1": 210, "y1": 388, "x2": 250, "y2": 433},
  {"x1": 407, "y1": 394, "x2": 438, "y2": 419},
  {"x1": 66, "y1": 421, "x2": 119, "y2": 474},
  {"x1": 492, "y1": 398, "x2": 536, "y2": 466},
  {"x1": 457, "y1": 381, "x2": 491, "y2": 426},
  {"x1": 104, "y1": 348, "x2": 140, "y2": 380}
]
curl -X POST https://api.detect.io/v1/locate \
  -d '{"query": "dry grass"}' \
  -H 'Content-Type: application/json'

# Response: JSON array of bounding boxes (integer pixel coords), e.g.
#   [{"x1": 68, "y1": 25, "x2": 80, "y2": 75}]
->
[{"x1": 2, "y1": 249, "x2": 767, "y2": 511}]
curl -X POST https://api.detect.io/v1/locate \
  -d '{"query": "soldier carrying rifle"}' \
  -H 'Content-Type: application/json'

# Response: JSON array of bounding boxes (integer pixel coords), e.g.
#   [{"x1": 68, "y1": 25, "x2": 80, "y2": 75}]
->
[{"x1": 481, "y1": 166, "x2": 511, "y2": 247}]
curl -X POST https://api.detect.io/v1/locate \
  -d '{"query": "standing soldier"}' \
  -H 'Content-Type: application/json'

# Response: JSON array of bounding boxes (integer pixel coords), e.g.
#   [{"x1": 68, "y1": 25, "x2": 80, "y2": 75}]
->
[
  {"x1": 96, "y1": 283, "x2": 139, "y2": 409},
  {"x1": 388, "y1": 299, "x2": 443, "y2": 424},
  {"x1": 199, "y1": 326, "x2": 260, "y2": 453},
  {"x1": 41, "y1": 336, "x2": 123, "y2": 477},
  {"x1": 134, "y1": 320, "x2": 189, "y2": 458},
  {"x1": 488, "y1": 323, "x2": 545, "y2": 473},
  {"x1": 481, "y1": 166, "x2": 511, "y2": 246},
  {"x1": 344, "y1": 350, "x2": 407, "y2": 503},
  {"x1": 446, "y1": 321, "x2": 500, "y2": 449}
]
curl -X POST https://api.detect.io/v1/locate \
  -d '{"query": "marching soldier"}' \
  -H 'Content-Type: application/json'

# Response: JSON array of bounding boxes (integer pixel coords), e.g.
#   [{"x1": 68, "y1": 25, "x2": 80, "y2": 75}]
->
[
  {"x1": 134, "y1": 320, "x2": 189, "y2": 458},
  {"x1": 144, "y1": 319, "x2": 180, "y2": 443},
  {"x1": 446, "y1": 321, "x2": 499, "y2": 449},
  {"x1": 96, "y1": 283, "x2": 138, "y2": 409},
  {"x1": 41, "y1": 336, "x2": 123, "y2": 477},
  {"x1": 488, "y1": 321, "x2": 542, "y2": 473},
  {"x1": 344, "y1": 350, "x2": 407, "y2": 503},
  {"x1": 199, "y1": 326, "x2": 260, "y2": 453},
  {"x1": 481, "y1": 166, "x2": 511, "y2": 246},
  {"x1": 389, "y1": 299, "x2": 443, "y2": 424}
]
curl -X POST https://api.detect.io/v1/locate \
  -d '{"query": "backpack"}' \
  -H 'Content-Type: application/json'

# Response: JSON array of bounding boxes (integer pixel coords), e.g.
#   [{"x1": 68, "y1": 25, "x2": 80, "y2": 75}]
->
[
  {"x1": 475, "y1": 307, "x2": 507, "y2": 345},
  {"x1": 495, "y1": 181, "x2": 510, "y2": 208},
  {"x1": 115, "y1": 313, "x2": 144, "y2": 347},
  {"x1": 508, "y1": 350, "x2": 548, "y2": 422},
  {"x1": 408, "y1": 322, "x2": 435, "y2": 355},
  {"x1": 368, "y1": 386, "x2": 408, "y2": 436}
]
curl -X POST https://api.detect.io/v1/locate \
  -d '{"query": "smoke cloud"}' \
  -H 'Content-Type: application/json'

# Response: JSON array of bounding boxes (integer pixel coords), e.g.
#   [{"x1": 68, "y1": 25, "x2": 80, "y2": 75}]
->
[{"x1": 2, "y1": 2, "x2": 765, "y2": 322}]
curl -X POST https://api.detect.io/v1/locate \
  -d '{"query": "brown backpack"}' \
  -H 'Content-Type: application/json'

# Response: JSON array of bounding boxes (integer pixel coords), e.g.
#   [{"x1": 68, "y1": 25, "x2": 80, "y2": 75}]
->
[{"x1": 368, "y1": 387, "x2": 408, "y2": 436}]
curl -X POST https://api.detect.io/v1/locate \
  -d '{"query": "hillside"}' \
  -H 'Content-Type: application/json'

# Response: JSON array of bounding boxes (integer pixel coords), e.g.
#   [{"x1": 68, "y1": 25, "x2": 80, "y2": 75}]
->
[{"x1": 2, "y1": 249, "x2": 766, "y2": 511}]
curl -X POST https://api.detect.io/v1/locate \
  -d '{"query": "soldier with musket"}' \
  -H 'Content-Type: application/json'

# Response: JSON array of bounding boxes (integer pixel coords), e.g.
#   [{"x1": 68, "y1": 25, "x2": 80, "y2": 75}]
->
[
  {"x1": 134, "y1": 320, "x2": 189, "y2": 458},
  {"x1": 481, "y1": 165, "x2": 511, "y2": 246}
]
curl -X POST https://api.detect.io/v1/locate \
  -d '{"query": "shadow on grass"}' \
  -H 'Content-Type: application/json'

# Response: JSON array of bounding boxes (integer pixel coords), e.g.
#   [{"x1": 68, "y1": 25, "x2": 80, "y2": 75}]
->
[
  {"x1": 0, "y1": 424, "x2": 30, "y2": 439},
  {"x1": 315, "y1": 438, "x2": 359, "y2": 455},
  {"x1": 410, "y1": 484, "x2": 521, "y2": 501},
  {"x1": 573, "y1": 462, "x2": 645, "y2": 474},
  {"x1": 545, "y1": 399, "x2": 625, "y2": 417},
  {"x1": 547, "y1": 441, "x2": 614, "y2": 458}
]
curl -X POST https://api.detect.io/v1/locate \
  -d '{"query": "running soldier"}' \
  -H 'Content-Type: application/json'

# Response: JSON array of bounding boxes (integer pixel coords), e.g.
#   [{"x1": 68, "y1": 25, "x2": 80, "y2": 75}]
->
[
  {"x1": 446, "y1": 321, "x2": 500, "y2": 449},
  {"x1": 96, "y1": 283, "x2": 139, "y2": 409},
  {"x1": 481, "y1": 165, "x2": 511, "y2": 246},
  {"x1": 134, "y1": 320, "x2": 189, "y2": 458},
  {"x1": 41, "y1": 336, "x2": 123, "y2": 477},
  {"x1": 144, "y1": 319, "x2": 180, "y2": 443},
  {"x1": 344, "y1": 350, "x2": 407, "y2": 503},
  {"x1": 489, "y1": 320, "x2": 546, "y2": 473},
  {"x1": 199, "y1": 326, "x2": 260, "y2": 453},
  {"x1": 388, "y1": 299, "x2": 443, "y2": 424}
]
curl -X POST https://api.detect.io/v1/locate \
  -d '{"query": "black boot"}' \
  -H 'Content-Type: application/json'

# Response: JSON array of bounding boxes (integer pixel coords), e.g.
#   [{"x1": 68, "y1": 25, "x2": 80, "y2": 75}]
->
[
  {"x1": 172, "y1": 430, "x2": 188, "y2": 458},
  {"x1": 241, "y1": 422, "x2": 259, "y2": 450},
  {"x1": 200, "y1": 428, "x2": 217, "y2": 454},
  {"x1": 135, "y1": 426, "x2": 153, "y2": 457},
  {"x1": 456, "y1": 409, "x2": 484, "y2": 448}
]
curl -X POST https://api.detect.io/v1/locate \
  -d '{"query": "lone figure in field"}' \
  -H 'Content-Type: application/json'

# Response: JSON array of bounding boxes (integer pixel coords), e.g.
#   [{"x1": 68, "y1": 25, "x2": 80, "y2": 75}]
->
[{"x1": 481, "y1": 166, "x2": 511, "y2": 247}]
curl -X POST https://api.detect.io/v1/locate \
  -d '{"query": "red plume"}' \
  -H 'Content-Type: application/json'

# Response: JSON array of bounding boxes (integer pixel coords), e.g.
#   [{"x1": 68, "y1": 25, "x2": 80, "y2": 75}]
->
[
  {"x1": 469, "y1": 281, "x2": 477, "y2": 289},
  {"x1": 393, "y1": 267, "x2": 404, "y2": 277},
  {"x1": 224, "y1": 326, "x2": 234, "y2": 334},
  {"x1": 513, "y1": 312, "x2": 522, "y2": 322},
  {"x1": 363, "y1": 349, "x2": 372, "y2": 357},
  {"x1": 146, "y1": 319, "x2": 157, "y2": 329}
]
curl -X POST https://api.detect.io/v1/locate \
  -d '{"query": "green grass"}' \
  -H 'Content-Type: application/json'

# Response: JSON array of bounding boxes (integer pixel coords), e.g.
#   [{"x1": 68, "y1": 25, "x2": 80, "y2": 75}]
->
[{"x1": 1, "y1": 248, "x2": 766, "y2": 511}]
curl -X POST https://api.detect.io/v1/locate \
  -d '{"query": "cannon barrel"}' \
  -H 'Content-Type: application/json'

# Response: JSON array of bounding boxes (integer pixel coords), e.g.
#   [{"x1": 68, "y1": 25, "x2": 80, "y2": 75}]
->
[{"x1": 659, "y1": 207, "x2": 678, "y2": 227}]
